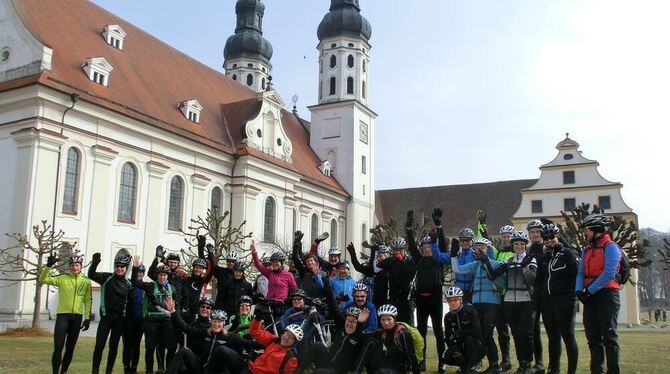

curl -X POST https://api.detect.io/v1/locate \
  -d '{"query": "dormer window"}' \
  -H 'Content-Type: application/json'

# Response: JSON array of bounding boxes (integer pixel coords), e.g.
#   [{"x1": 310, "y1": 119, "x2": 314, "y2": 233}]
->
[
  {"x1": 82, "y1": 57, "x2": 113, "y2": 86},
  {"x1": 179, "y1": 99, "x2": 203, "y2": 123},
  {"x1": 321, "y1": 160, "x2": 332, "y2": 177},
  {"x1": 102, "y1": 24, "x2": 127, "y2": 50}
]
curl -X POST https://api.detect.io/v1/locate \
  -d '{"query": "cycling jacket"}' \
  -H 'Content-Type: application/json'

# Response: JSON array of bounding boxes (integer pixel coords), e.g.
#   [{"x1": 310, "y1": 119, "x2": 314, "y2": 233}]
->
[{"x1": 39, "y1": 266, "x2": 92, "y2": 318}]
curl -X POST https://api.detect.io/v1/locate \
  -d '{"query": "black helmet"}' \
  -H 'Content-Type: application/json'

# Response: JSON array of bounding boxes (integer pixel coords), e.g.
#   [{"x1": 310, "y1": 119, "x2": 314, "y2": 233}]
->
[
  {"x1": 192, "y1": 258, "x2": 207, "y2": 269},
  {"x1": 580, "y1": 213, "x2": 610, "y2": 229},
  {"x1": 137, "y1": 263, "x2": 146, "y2": 273},
  {"x1": 270, "y1": 251, "x2": 286, "y2": 262},
  {"x1": 540, "y1": 224, "x2": 560, "y2": 239},
  {"x1": 233, "y1": 261, "x2": 247, "y2": 271},
  {"x1": 199, "y1": 296, "x2": 214, "y2": 308},
  {"x1": 155, "y1": 263, "x2": 171, "y2": 275},
  {"x1": 166, "y1": 253, "x2": 180, "y2": 263},
  {"x1": 238, "y1": 295, "x2": 253, "y2": 306},
  {"x1": 290, "y1": 289, "x2": 307, "y2": 299},
  {"x1": 114, "y1": 253, "x2": 131, "y2": 266}
]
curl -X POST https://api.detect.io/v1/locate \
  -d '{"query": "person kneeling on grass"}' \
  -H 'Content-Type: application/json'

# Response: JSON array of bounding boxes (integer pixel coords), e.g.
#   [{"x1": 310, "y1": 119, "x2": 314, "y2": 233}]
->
[{"x1": 443, "y1": 286, "x2": 486, "y2": 374}]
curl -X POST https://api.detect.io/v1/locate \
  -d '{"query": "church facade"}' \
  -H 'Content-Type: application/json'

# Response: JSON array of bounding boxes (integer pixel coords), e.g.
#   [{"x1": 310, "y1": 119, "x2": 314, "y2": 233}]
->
[{"x1": 0, "y1": 0, "x2": 375, "y2": 319}]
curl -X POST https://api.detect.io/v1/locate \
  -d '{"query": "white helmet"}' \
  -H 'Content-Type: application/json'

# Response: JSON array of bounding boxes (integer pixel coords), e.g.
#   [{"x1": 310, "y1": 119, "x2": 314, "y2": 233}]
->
[
  {"x1": 390, "y1": 237, "x2": 406, "y2": 250},
  {"x1": 353, "y1": 283, "x2": 369, "y2": 293},
  {"x1": 511, "y1": 231, "x2": 529, "y2": 244},
  {"x1": 328, "y1": 248, "x2": 342, "y2": 256},
  {"x1": 284, "y1": 324, "x2": 304, "y2": 342},
  {"x1": 211, "y1": 309, "x2": 227, "y2": 321},
  {"x1": 377, "y1": 304, "x2": 398, "y2": 318},
  {"x1": 499, "y1": 225, "x2": 516, "y2": 235},
  {"x1": 457, "y1": 228, "x2": 475, "y2": 239},
  {"x1": 226, "y1": 251, "x2": 239, "y2": 261},
  {"x1": 444, "y1": 286, "x2": 464, "y2": 299},
  {"x1": 474, "y1": 238, "x2": 491, "y2": 246},
  {"x1": 526, "y1": 219, "x2": 543, "y2": 230}
]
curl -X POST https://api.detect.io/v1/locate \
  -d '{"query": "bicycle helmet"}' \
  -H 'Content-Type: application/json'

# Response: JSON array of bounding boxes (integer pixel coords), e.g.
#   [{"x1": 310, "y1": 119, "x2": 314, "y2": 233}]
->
[
  {"x1": 155, "y1": 263, "x2": 171, "y2": 275},
  {"x1": 328, "y1": 248, "x2": 342, "y2": 256},
  {"x1": 473, "y1": 238, "x2": 491, "y2": 247},
  {"x1": 238, "y1": 295, "x2": 253, "y2": 306},
  {"x1": 69, "y1": 254, "x2": 84, "y2": 264},
  {"x1": 114, "y1": 253, "x2": 131, "y2": 266},
  {"x1": 233, "y1": 261, "x2": 247, "y2": 271},
  {"x1": 353, "y1": 283, "x2": 369, "y2": 293},
  {"x1": 260, "y1": 253, "x2": 272, "y2": 265},
  {"x1": 136, "y1": 263, "x2": 146, "y2": 273},
  {"x1": 457, "y1": 228, "x2": 475, "y2": 239},
  {"x1": 390, "y1": 237, "x2": 406, "y2": 250},
  {"x1": 377, "y1": 245, "x2": 392, "y2": 255},
  {"x1": 270, "y1": 251, "x2": 286, "y2": 262},
  {"x1": 285, "y1": 324, "x2": 304, "y2": 342},
  {"x1": 226, "y1": 251, "x2": 239, "y2": 261},
  {"x1": 420, "y1": 235, "x2": 432, "y2": 245},
  {"x1": 211, "y1": 309, "x2": 227, "y2": 321},
  {"x1": 290, "y1": 289, "x2": 307, "y2": 299},
  {"x1": 345, "y1": 307, "x2": 361, "y2": 318},
  {"x1": 580, "y1": 213, "x2": 610, "y2": 229},
  {"x1": 510, "y1": 231, "x2": 529, "y2": 244},
  {"x1": 192, "y1": 258, "x2": 207, "y2": 269},
  {"x1": 540, "y1": 223, "x2": 560, "y2": 239},
  {"x1": 499, "y1": 225, "x2": 517, "y2": 235},
  {"x1": 337, "y1": 260, "x2": 351, "y2": 270},
  {"x1": 444, "y1": 286, "x2": 464, "y2": 299},
  {"x1": 199, "y1": 296, "x2": 215, "y2": 308},
  {"x1": 377, "y1": 304, "x2": 398, "y2": 318},
  {"x1": 526, "y1": 219, "x2": 543, "y2": 230},
  {"x1": 166, "y1": 252, "x2": 180, "y2": 263}
]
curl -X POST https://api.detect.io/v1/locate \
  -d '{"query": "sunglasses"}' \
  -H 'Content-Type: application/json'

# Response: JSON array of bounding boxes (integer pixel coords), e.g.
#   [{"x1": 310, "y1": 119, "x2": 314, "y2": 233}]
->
[
  {"x1": 292, "y1": 297, "x2": 304, "y2": 301},
  {"x1": 200, "y1": 305, "x2": 212, "y2": 310},
  {"x1": 115, "y1": 264, "x2": 128, "y2": 268}
]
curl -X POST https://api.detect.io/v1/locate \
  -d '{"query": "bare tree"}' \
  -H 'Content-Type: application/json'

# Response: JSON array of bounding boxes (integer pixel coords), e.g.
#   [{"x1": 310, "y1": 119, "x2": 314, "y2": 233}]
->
[
  {"x1": 0, "y1": 221, "x2": 74, "y2": 327},
  {"x1": 658, "y1": 238, "x2": 670, "y2": 271}
]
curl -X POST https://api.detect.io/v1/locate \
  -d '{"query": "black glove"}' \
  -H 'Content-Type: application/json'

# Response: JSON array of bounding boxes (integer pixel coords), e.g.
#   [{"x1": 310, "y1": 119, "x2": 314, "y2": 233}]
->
[
  {"x1": 405, "y1": 210, "x2": 415, "y2": 229},
  {"x1": 81, "y1": 319, "x2": 90, "y2": 331},
  {"x1": 46, "y1": 252, "x2": 59, "y2": 267},
  {"x1": 577, "y1": 289, "x2": 592, "y2": 303},
  {"x1": 205, "y1": 244, "x2": 215, "y2": 260},
  {"x1": 346, "y1": 242, "x2": 356, "y2": 255},
  {"x1": 478, "y1": 210, "x2": 487, "y2": 225},
  {"x1": 294, "y1": 231, "x2": 304, "y2": 245},
  {"x1": 322, "y1": 275, "x2": 331, "y2": 290},
  {"x1": 254, "y1": 304, "x2": 271, "y2": 321},
  {"x1": 450, "y1": 238, "x2": 460, "y2": 257},
  {"x1": 92, "y1": 252, "x2": 102, "y2": 264},
  {"x1": 155, "y1": 245, "x2": 165, "y2": 259},
  {"x1": 336, "y1": 293, "x2": 350, "y2": 303},
  {"x1": 432, "y1": 208, "x2": 443, "y2": 227},
  {"x1": 197, "y1": 235, "x2": 207, "y2": 250}
]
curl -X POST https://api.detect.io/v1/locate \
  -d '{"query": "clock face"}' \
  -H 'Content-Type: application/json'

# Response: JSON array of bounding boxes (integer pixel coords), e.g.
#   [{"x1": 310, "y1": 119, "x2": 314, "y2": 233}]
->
[{"x1": 359, "y1": 121, "x2": 368, "y2": 144}]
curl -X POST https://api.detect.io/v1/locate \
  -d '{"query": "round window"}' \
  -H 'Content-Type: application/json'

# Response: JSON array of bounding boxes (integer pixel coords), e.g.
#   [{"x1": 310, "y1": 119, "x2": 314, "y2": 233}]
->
[
  {"x1": 0, "y1": 48, "x2": 10, "y2": 64},
  {"x1": 257, "y1": 129, "x2": 262, "y2": 138},
  {"x1": 277, "y1": 138, "x2": 282, "y2": 146},
  {"x1": 563, "y1": 153, "x2": 574, "y2": 160}
]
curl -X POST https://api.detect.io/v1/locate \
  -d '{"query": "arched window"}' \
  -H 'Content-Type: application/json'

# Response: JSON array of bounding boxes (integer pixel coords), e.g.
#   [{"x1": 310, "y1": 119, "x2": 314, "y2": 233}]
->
[
  {"x1": 329, "y1": 77, "x2": 336, "y2": 95},
  {"x1": 246, "y1": 74, "x2": 253, "y2": 86},
  {"x1": 330, "y1": 219, "x2": 338, "y2": 248},
  {"x1": 311, "y1": 213, "x2": 319, "y2": 243},
  {"x1": 117, "y1": 162, "x2": 137, "y2": 222},
  {"x1": 347, "y1": 77, "x2": 354, "y2": 94},
  {"x1": 262, "y1": 77, "x2": 266, "y2": 90},
  {"x1": 168, "y1": 176, "x2": 184, "y2": 230},
  {"x1": 361, "y1": 223, "x2": 367, "y2": 242},
  {"x1": 330, "y1": 55, "x2": 336, "y2": 68},
  {"x1": 62, "y1": 147, "x2": 80, "y2": 214},
  {"x1": 232, "y1": 74, "x2": 237, "y2": 81},
  {"x1": 362, "y1": 80, "x2": 367, "y2": 99},
  {"x1": 363, "y1": 60, "x2": 366, "y2": 72},
  {"x1": 347, "y1": 54, "x2": 354, "y2": 68},
  {"x1": 263, "y1": 197, "x2": 276, "y2": 243},
  {"x1": 211, "y1": 186, "x2": 223, "y2": 215}
]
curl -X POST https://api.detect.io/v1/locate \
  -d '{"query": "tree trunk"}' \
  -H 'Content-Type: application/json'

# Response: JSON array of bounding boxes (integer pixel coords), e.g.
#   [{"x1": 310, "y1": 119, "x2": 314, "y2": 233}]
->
[{"x1": 32, "y1": 281, "x2": 42, "y2": 328}]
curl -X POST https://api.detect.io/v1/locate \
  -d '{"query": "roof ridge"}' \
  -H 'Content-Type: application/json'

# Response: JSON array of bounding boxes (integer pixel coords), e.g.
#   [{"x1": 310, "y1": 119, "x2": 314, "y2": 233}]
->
[{"x1": 378, "y1": 178, "x2": 539, "y2": 192}]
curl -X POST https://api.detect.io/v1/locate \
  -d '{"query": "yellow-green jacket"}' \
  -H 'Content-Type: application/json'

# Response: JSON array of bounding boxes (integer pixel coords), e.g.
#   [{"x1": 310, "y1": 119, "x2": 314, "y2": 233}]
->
[{"x1": 39, "y1": 266, "x2": 92, "y2": 318}]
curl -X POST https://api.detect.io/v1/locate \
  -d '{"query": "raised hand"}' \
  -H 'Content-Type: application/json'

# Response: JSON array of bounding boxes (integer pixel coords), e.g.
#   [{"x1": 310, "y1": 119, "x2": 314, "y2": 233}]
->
[
  {"x1": 197, "y1": 235, "x2": 207, "y2": 250},
  {"x1": 346, "y1": 242, "x2": 356, "y2": 255},
  {"x1": 250, "y1": 240, "x2": 257, "y2": 253},
  {"x1": 405, "y1": 210, "x2": 415, "y2": 229},
  {"x1": 46, "y1": 252, "x2": 59, "y2": 267},
  {"x1": 294, "y1": 230, "x2": 304, "y2": 244},
  {"x1": 155, "y1": 245, "x2": 165, "y2": 259},
  {"x1": 92, "y1": 252, "x2": 102, "y2": 264},
  {"x1": 432, "y1": 208, "x2": 443, "y2": 227},
  {"x1": 165, "y1": 296, "x2": 176, "y2": 313},
  {"x1": 450, "y1": 238, "x2": 460, "y2": 257},
  {"x1": 133, "y1": 255, "x2": 142, "y2": 268},
  {"x1": 359, "y1": 308, "x2": 370, "y2": 323}
]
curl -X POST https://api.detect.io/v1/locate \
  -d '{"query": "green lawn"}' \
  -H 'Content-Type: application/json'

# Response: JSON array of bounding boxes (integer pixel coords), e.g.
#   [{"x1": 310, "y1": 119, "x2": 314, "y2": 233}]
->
[{"x1": 0, "y1": 330, "x2": 668, "y2": 373}]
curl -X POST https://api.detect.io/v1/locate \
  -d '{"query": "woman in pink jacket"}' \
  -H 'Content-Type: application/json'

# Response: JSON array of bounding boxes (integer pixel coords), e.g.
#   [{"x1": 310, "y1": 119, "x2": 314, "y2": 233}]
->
[{"x1": 251, "y1": 241, "x2": 298, "y2": 320}]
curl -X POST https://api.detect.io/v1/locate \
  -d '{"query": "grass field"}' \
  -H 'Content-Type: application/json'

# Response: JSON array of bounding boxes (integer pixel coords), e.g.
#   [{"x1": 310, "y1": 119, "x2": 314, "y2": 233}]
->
[{"x1": 0, "y1": 330, "x2": 668, "y2": 373}]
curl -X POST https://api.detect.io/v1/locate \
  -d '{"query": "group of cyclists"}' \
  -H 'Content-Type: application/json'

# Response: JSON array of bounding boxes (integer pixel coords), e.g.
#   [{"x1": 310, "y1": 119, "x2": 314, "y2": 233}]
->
[{"x1": 39, "y1": 208, "x2": 624, "y2": 374}]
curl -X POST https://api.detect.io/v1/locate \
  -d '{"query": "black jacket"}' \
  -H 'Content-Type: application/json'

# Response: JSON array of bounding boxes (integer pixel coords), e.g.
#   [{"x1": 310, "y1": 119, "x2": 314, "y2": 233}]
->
[
  {"x1": 377, "y1": 253, "x2": 416, "y2": 303},
  {"x1": 147, "y1": 257, "x2": 184, "y2": 310},
  {"x1": 407, "y1": 229, "x2": 444, "y2": 295},
  {"x1": 535, "y1": 243, "x2": 578, "y2": 298},
  {"x1": 444, "y1": 303, "x2": 481, "y2": 347},
  {"x1": 348, "y1": 245, "x2": 391, "y2": 308},
  {"x1": 373, "y1": 325, "x2": 420, "y2": 374},
  {"x1": 218, "y1": 277, "x2": 253, "y2": 317},
  {"x1": 172, "y1": 312, "x2": 212, "y2": 355},
  {"x1": 292, "y1": 243, "x2": 327, "y2": 300},
  {"x1": 182, "y1": 274, "x2": 207, "y2": 315},
  {"x1": 88, "y1": 261, "x2": 132, "y2": 318}
]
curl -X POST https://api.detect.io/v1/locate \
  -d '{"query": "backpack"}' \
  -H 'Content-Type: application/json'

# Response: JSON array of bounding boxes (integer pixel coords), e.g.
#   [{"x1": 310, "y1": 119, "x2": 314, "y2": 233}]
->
[
  {"x1": 599, "y1": 238, "x2": 630, "y2": 286},
  {"x1": 393, "y1": 322, "x2": 425, "y2": 363}
]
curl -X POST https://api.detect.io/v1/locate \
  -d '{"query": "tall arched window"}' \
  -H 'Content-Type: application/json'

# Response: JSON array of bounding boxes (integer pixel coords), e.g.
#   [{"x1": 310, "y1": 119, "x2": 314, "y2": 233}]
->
[
  {"x1": 329, "y1": 77, "x2": 336, "y2": 95},
  {"x1": 117, "y1": 162, "x2": 137, "y2": 222},
  {"x1": 168, "y1": 176, "x2": 184, "y2": 230},
  {"x1": 347, "y1": 77, "x2": 354, "y2": 94},
  {"x1": 62, "y1": 147, "x2": 80, "y2": 214},
  {"x1": 263, "y1": 197, "x2": 276, "y2": 243},
  {"x1": 211, "y1": 186, "x2": 223, "y2": 215},
  {"x1": 362, "y1": 80, "x2": 367, "y2": 99},
  {"x1": 311, "y1": 213, "x2": 319, "y2": 243},
  {"x1": 246, "y1": 74, "x2": 253, "y2": 86},
  {"x1": 347, "y1": 54, "x2": 354, "y2": 68},
  {"x1": 261, "y1": 77, "x2": 266, "y2": 90},
  {"x1": 363, "y1": 60, "x2": 367, "y2": 72},
  {"x1": 330, "y1": 55, "x2": 336, "y2": 68},
  {"x1": 361, "y1": 223, "x2": 367, "y2": 242},
  {"x1": 330, "y1": 219, "x2": 338, "y2": 248}
]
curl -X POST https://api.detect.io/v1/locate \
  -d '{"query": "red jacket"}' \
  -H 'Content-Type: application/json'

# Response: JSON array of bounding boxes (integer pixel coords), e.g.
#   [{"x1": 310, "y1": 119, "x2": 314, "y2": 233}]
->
[
  {"x1": 248, "y1": 319, "x2": 298, "y2": 374},
  {"x1": 583, "y1": 234, "x2": 620, "y2": 291}
]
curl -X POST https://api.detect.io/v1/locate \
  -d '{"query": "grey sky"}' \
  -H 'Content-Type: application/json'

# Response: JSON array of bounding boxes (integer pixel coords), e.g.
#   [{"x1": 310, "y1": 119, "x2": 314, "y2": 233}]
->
[{"x1": 91, "y1": 0, "x2": 669, "y2": 231}]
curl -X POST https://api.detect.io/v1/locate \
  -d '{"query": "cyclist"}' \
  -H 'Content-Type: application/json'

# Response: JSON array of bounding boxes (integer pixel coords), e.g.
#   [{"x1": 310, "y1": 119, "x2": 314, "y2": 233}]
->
[
  {"x1": 535, "y1": 223, "x2": 578, "y2": 374},
  {"x1": 219, "y1": 261, "x2": 253, "y2": 317},
  {"x1": 330, "y1": 260, "x2": 357, "y2": 308},
  {"x1": 181, "y1": 257, "x2": 209, "y2": 316},
  {"x1": 526, "y1": 219, "x2": 546, "y2": 374},
  {"x1": 377, "y1": 237, "x2": 417, "y2": 324},
  {"x1": 308, "y1": 232, "x2": 338, "y2": 278},
  {"x1": 495, "y1": 225, "x2": 517, "y2": 372},
  {"x1": 229, "y1": 295, "x2": 254, "y2": 339},
  {"x1": 250, "y1": 240, "x2": 298, "y2": 320},
  {"x1": 279, "y1": 289, "x2": 324, "y2": 337},
  {"x1": 575, "y1": 213, "x2": 622, "y2": 374},
  {"x1": 173, "y1": 297, "x2": 214, "y2": 353},
  {"x1": 356, "y1": 304, "x2": 420, "y2": 374},
  {"x1": 340, "y1": 283, "x2": 378, "y2": 332},
  {"x1": 39, "y1": 251, "x2": 92, "y2": 374},
  {"x1": 211, "y1": 250, "x2": 240, "y2": 311},
  {"x1": 291, "y1": 231, "x2": 327, "y2": 302},
  {"x1": 148, "y1": 245, "x2": 184, "y2": 310},
  {"x1": 88, "y1": 251, "x2": 133, "y2": 374},
  {"x1": 454, "y1": 227, "x2": 477, "y2": 304},
  {"x1": 443, "y1": 286, "x2": 485, "y2": 374},
  {"x1": 122, "y1": 263, "x2": 146, "y2": 374},
  {"x1": 346, "y1": 242, "x2": 392, "y2": 308},
  {"x1": 253, "y1": 253, "x2": 272, "y2": 298},
  {"x1": 247, "y1": 305, "x2": 302, "y2": 374}
]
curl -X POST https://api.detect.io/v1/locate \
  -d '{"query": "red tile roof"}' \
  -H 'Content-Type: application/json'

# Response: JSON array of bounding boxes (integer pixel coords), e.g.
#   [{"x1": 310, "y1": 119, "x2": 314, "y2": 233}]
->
[{"x1": 8, "y1": 0, "x2": 346, "y2": 196}]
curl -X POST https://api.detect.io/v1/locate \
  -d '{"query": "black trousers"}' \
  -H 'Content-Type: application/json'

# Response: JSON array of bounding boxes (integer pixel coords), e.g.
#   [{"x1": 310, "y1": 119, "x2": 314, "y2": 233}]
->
[
  {"x1": 444, "y1": 336, "x2": 484, "y2": 371},
  {"x1": 355, "y1": 338, "x2": 408, "y2": 374},
  {"x1": 532, "y1": 303, "x2": 544, "y2": 365},
  {"x1": 541, "y1": 295, "x2": 578, "y2": 374},
  {"x1": 122, "y1": 317, "x2": 143, "y2": 372},
  {"x1": 394, "y1": 297, "x2": 413, "y2": 325},
  {"x1": 205, "y1": 345, "x2": 246, "y2": 374},
  {"x1": 415, "y1": 293, "x2": 446, "y2": 363},
  {"x1": 494, "y1": 304, "x2": 511, "y2": 361},
  {"x1": 583, "y1": 289, "x2": 620, "y2": 374},
  {"x1": 143, "y1": 317, "x2": 177, "y2": 373},
  {"x1": 52, "y1": 313, "x2": 82, "y2": 374},
  {"x1": 474, "y1": 303, "x2": 500, "y2": 364},
  {"x1": 504, "y1": 301, "x2": 534, "y2": 364},
  {"x1": 92, "y1": 314, "x2": 125, "y2": 373}
]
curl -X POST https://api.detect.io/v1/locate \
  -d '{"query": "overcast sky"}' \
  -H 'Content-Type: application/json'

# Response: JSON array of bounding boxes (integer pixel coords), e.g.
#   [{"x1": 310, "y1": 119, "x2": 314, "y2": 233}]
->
[{"x1": 92, "y1": 0, "x2": 669, "y2": 231}]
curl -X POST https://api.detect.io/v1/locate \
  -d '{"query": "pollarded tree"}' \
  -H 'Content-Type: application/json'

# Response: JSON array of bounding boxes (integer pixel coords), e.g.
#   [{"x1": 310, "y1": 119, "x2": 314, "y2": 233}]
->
[
  {"x1": 0, "y1": 221, "x2": 76, "y2": 327},
  {"x1": 658, "y1": 238, "x2": 670, "y2": 271}
]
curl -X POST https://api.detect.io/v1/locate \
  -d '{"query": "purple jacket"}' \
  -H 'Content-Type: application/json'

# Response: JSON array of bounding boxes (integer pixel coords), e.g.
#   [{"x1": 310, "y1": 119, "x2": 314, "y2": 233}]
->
[{"x1": 252, "y1": 250, "x2": 298, "y2": 302}]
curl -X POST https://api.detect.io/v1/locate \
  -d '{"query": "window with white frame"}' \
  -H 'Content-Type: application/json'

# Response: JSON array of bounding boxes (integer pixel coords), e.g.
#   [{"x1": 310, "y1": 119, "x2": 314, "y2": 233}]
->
[
  {"x1": 62, "y1": 147, "x2": 81, "y2": 214},
  {"x1": 102, "y1": 24, "x2": 127, "y2": 50},
  {"x1": 211, "y1": 187, "x2": 223, "y2": 215},
  {"x1": 330, "y1": 219, "x2": 338, "y2": 248},
  {"x1": 311, "y1": 213, "x2": 319, "y2": 243},
  {"x1": 168, "y1": 176, "x2": 184, "y2": 230},
  {"x1": 179, "y1": 99, "x2": 203, "y2": 123},
  {"x1": 82, "y1": 57, "x2": 113, "y2": 86},
  {"x1": 263, "y1": 197, "x2": 276, "y2": 243},
  {"x1": 117, "y1": 162, "x2": 137, "y2": 222}
]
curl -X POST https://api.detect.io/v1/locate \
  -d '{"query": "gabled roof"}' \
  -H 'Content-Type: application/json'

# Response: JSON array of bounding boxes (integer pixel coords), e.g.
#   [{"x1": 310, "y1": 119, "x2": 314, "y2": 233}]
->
[
  {"x1": 376, "y1": 179, "x2": 537, "y2": 235},
  {"x1": 7, "y1": 0, "x2": 346, "y2": 196}
]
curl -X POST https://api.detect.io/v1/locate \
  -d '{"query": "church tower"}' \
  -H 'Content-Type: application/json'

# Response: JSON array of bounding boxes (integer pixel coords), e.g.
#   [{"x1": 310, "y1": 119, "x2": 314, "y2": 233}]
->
[
  {"x1": 309, "y1": 0, "x2": 376, "y2": 247},
  {"x1": 224, "y1": 0, "x2": 273, "y2": 92}
]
